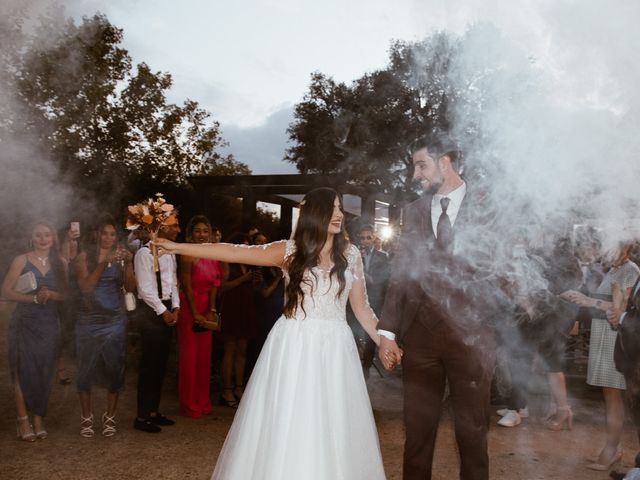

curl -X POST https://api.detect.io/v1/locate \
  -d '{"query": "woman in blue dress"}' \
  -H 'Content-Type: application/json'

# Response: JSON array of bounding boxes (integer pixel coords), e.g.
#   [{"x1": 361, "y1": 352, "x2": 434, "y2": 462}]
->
[
  {"x1": 1, "y1": 222, "x2": 67, "y2": 441},
  {"x1": 74, "y1": 216, "x2": 136, "y2": 437}
]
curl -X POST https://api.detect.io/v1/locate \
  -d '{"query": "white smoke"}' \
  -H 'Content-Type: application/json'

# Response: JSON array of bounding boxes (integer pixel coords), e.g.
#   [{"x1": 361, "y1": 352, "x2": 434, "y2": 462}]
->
[{"x1": 421, "y1": 1, "x2": 640, "y2": 251}]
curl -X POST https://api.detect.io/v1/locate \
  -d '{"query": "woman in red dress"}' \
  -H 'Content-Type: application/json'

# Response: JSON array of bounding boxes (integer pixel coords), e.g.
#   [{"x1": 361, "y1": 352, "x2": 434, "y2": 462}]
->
[{"x1": 177, "y1": 216, "x2": 222, "y2": 417}]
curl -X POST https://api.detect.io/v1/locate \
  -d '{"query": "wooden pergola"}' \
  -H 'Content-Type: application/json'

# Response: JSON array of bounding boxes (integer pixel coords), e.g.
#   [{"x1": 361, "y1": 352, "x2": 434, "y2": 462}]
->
[{"x1": 189, "y1": 174, "x2": 402, "y2": 239}]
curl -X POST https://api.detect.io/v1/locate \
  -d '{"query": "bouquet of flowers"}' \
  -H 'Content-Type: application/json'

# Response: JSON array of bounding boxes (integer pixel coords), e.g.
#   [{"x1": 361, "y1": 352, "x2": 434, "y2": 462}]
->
[{"x1": 126, "y1": 193, "x2": 178, "y2": 272}]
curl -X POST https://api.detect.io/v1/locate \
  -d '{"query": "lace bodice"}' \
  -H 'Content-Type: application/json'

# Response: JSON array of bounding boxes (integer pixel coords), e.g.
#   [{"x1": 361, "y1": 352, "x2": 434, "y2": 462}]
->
[{"x1": 282, "y1": 240, "x2": 369, "y2": 322}]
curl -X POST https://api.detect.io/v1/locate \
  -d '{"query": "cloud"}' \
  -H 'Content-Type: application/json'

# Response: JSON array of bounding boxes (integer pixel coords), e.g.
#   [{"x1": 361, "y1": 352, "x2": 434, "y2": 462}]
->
[{"x1": 220, "y1": 105, "x2": 297, "y2": 174}]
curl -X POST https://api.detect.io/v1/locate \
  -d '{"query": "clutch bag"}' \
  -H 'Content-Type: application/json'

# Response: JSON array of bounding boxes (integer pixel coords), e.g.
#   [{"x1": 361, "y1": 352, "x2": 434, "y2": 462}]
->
[{"x1": 15, "y1": 271, "x2": 37, "y2": 294}]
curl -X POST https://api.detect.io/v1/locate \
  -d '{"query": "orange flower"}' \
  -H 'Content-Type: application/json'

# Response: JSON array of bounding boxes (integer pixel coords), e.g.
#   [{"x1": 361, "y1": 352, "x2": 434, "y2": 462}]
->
[
  {"x1": 142, "y1": 214, "x2": 154, "y2": 224},
  {"x1": 164, "y1": 215, "x2": 177, "y2": 225},
  {"x1": 125, "y1": 218, "x2": 140, "y2": 230}
]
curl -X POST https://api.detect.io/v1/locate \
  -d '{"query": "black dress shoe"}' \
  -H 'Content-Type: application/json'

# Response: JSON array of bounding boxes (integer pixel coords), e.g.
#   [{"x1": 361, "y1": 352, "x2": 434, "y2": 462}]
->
[
  {"x1": 149, "y1": 413, "x2": 175, "y2": 426},
  {"x1": 133, "y1": 418, "x2": 161, "y2": 433}
]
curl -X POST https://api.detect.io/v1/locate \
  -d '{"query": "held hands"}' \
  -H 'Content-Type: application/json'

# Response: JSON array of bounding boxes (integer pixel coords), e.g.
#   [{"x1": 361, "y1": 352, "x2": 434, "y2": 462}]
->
[
  {"x1": 162, "y1": 309, "x2": 178, "y2": 326},
  {"x1": 205, "y1": 311, "x2": 222, "y2": 331},
  {"x1": 193, "y1": 313, "x2": 208, "y2": 326},
  {"x1": 606, "y1": 307, "x2": 622, "y2": 328},
  {"x1": 378, "y1": 336, "x2": 403, "y2": 370},
  {"x1": 35, "y1": 287, "x2": 52, "y2": 304}
]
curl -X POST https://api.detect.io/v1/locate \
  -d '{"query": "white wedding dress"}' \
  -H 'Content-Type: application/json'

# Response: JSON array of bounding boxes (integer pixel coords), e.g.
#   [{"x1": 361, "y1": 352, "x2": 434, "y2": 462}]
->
[{"x1": 212, "y1": 241, "x2": 386, "y2": 480}]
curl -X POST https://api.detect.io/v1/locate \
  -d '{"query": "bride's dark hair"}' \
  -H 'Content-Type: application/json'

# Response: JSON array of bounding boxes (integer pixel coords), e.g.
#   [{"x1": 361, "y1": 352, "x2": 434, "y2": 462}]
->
[{"x1": 283, "y1": 187, "x2": 349, "y2": 318}]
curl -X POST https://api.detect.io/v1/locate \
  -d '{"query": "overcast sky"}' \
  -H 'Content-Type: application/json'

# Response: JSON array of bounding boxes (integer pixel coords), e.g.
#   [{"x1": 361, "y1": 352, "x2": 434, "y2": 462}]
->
[
  {"x1": 62, "y1": 1, "x2": 602, "y2": 175},
  {"x1": 65, "y1": 0, "x2": 520, "y2": 174}
]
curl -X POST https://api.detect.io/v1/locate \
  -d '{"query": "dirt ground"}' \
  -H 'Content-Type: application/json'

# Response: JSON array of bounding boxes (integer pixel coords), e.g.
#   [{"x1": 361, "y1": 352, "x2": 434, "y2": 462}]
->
[{"x1": 0, "y1": 303, "x2": 638, "y2": 480}]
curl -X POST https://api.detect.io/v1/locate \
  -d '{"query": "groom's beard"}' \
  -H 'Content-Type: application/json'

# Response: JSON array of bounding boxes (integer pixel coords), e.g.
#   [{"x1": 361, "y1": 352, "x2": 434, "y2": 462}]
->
[{"x1": 422, "y1": 180, "x2": 443, "y2": 195}]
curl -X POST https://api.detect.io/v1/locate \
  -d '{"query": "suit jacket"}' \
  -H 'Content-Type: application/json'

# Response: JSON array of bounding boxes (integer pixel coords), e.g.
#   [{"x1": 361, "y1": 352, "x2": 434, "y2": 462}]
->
[
  {"x1": 362, "y1": 248, "x2": 390, "y2": 316},
  {"x1": 615, "y1": 277, "x2": 640, "y2": 374},
  {"x1": 379, "y1": 188, "x2": 503, "y2": 341}
]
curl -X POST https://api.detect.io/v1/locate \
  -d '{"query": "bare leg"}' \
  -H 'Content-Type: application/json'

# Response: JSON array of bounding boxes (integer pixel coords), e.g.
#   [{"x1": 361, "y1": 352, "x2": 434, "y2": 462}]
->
[
  {"x1": 32, "y1": 415, "x2": 45, "y2": 434},
  {"x1": 546, "y1": 372, "x2": 573, "y2": 429},
  {"x1": 14, "y1": 380, "x2": 33, "y2": 436},
  {"x1": 547, "y1": 372, "x2": 569, "y2": 409},
  {"x1": 234, "y1": 338, "x2": 248, "y2": 397},
  {"x1": 79, "y1": 390, "x2": 92, "y2": 418},
  {"x1": 107, "y1": 391, "x2": 119, "y2": 417},
  {"x1": 222, "y1": 338, "x2": 237, "y2": 403},
  {"x1": 598, "y1": 387, "x2": 625, "y2": 463}
]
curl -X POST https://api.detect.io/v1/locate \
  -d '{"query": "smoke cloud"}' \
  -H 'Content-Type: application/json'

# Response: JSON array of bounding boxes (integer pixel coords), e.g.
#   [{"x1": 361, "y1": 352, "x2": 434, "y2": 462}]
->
[{"x1": 428, "y1": 1, "x2": 640, "y2": 251}]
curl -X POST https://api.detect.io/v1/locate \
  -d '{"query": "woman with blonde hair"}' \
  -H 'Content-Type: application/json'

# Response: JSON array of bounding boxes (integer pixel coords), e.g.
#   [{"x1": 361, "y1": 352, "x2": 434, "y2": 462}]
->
[
  {"x1": 2, "y1": 222, "x2": 67, "y2": 441},
  {"x1": 563, "y1": 239, "x2": 640, "y2": 470}
]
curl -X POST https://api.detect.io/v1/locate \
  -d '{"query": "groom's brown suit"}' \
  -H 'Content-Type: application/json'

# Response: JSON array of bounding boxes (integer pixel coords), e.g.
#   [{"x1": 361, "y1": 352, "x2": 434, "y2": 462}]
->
[{"x1": 379, "y1": 190, "x2": 500, "y2": 480}]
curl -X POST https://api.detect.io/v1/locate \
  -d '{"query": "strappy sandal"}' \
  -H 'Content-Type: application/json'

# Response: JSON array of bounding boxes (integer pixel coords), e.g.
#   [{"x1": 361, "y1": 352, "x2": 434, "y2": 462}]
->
[
  {"x1": 102, "y1": 412, "x2": 116, "y2": 437},
  {"x1": 16, "y1": 416, "x2": 36, "y2": 442},
  {"x1": 80, "y1": 414, "x2": 94, "y2": 438}
]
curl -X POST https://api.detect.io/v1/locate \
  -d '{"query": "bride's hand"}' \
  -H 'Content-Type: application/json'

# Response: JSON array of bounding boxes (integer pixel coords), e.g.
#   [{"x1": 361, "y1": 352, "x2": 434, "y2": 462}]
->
[{"x1": 153, "y1": 237, "x2": 179, "y2": 255}]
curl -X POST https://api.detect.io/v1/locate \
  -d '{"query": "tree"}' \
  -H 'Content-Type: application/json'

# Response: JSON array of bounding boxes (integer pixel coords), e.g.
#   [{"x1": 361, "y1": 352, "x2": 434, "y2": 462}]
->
[
  {"x1": 2, "y1": 10, "x2": 249, "y2": 210},
  {"x1": 286, "y1": 33, "x2": 463, "y2": 194}
]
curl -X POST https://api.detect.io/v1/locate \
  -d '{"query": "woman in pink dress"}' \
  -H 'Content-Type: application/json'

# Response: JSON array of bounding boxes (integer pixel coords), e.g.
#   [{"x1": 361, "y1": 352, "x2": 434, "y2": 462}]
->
[{"x1": 177, "y1": 216, "x2": 222, "y2": 417}]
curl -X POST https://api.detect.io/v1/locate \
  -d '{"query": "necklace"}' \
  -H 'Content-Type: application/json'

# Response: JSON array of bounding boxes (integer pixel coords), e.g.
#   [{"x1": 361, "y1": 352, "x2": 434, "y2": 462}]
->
[{"x1": 35, "y1": 255, "x2": 48, "y2": 267}]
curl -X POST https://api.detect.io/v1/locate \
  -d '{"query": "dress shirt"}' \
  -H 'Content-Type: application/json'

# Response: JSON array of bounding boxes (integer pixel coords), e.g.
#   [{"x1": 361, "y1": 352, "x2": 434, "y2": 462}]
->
[
  {"x1": 431, "y1": 182, "x2": 467, "y2": 238},
  {"x1": 362, "y1": 247, "x2": 373, "y2": 272},
  {"x1": 134, "y1": 244, "x2": 180, "y2": 315}
]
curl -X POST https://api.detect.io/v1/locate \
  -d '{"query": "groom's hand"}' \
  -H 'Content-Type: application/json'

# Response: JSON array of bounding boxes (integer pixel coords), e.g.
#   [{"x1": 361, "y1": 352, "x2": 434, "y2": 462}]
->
[{"x1": 379, "y1": 336, "x2": 402, "y2": 370}]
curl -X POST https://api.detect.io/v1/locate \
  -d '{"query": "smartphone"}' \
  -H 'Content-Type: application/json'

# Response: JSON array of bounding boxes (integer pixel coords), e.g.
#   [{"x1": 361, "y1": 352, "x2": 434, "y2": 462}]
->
[{"x1": 70, "y1": 221, "x2": 80, "y2": 236}]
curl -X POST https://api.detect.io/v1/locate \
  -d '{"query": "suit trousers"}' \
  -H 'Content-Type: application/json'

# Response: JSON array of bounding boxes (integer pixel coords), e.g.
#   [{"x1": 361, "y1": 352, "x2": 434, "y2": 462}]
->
[
  {"x1": 137, "y1": 303, "x2": 173, "y2": 418},
  {"x1": 402, "y1": 319, "x2": 495, "y2": 480}
]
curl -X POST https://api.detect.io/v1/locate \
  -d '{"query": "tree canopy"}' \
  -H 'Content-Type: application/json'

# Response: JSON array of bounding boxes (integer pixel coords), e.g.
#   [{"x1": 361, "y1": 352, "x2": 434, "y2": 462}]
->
[
  {"x1": 286, "y1": 33, "x2": 473, "y2": 196},
  {"x1": 0, "y1": 9, "x2": 249, "y2": 210}
]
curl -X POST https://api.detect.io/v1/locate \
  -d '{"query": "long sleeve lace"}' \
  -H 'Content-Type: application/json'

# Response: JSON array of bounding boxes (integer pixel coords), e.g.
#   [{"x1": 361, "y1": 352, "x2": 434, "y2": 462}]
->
[{"x1": 348, "y1": 245, "x2": 380, "y2": 345}]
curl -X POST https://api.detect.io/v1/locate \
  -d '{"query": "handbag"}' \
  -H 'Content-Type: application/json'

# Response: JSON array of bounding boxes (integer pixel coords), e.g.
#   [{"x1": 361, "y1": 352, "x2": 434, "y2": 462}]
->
[
  {"x1": 124, "y1": 291, "x2": 137, "y2": 312},
  {"x1": 15, "y1": 271, "x2": 37, "y2": 294},
  {"x1": 192, "y1": 311, "x2": 222, "y2": 333}
]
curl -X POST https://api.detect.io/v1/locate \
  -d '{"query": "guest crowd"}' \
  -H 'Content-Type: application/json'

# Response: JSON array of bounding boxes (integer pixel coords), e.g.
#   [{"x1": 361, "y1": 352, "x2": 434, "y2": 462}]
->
[{"x1": 2, "y1": 208, "x2": 640, "y2": 477}]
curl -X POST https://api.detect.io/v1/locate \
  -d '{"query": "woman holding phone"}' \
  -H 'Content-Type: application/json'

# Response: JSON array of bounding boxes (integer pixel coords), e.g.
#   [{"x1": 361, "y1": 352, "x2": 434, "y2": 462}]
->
[{"x1": 74, "y1": 215, "x2": 136, "y2": 437}]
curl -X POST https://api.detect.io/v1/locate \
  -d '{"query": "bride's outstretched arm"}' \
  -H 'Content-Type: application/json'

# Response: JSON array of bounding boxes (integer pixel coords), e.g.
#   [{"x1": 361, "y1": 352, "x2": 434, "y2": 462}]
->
[
  {"x1": 155, "y1": 238, "x2": 287, "y2": 267},
  {"x1": 348, "y1": 249, "x2": 381, "y2": 347}
]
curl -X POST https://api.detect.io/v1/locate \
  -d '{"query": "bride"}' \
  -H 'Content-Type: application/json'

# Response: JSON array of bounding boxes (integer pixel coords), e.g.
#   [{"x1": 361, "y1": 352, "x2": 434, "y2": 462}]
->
[{"x1": 155, "y1": 188, "x2": 397, "y2": 479}]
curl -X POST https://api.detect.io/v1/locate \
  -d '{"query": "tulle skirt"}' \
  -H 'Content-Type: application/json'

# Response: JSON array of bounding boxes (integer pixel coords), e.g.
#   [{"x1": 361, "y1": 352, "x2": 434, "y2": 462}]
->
[{"x1": 212, "y1": 316, "x2": 386, "y2": 480}]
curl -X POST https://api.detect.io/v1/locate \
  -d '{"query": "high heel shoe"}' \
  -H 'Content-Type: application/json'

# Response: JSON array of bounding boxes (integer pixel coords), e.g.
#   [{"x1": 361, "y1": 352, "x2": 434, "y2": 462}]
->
[
  {"x1": 16, "y1": 416, "x2": 36, "y2": 442},
  {"x1": 220, "y1": 388, "x2": 239, "y2": 408},
  {"x1": 586, "y1": 449, "x2": 623, "y2": 471},
  {"x1": 546, "y1": 405, "x2": 573, "y2": 431},
  {"x1": 80, "y1": 414, "x2": 94, "y2": 438},
  {"x1": 102, "y1": 412, "x2": 116, "y2": 437}
]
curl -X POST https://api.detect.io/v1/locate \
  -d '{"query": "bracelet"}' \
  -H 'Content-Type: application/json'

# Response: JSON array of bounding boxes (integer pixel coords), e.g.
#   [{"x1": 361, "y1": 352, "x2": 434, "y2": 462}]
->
[{"x1": 33, "y1": 295, "x2": 39, "y2": 305}]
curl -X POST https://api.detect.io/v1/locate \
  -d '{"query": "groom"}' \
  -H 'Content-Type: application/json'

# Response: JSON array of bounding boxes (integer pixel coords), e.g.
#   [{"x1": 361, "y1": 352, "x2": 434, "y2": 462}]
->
[{"x1": 378, "y1": 137, "x2": 500, "y2": 480}]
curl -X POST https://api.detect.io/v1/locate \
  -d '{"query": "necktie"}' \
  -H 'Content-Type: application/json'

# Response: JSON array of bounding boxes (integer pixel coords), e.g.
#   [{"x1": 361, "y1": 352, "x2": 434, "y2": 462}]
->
[{"x1": 436, "y1": 197, "x2": 453, "y2": 252}]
